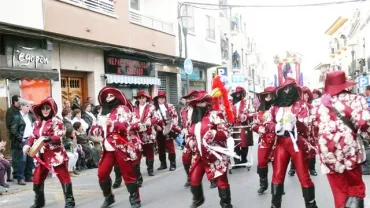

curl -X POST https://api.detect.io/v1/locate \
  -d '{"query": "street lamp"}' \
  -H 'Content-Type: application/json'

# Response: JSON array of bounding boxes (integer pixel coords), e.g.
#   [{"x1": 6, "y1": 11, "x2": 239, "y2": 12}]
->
[{"x1": 178, "y1": 15, "x2": 192, "y2": 94}]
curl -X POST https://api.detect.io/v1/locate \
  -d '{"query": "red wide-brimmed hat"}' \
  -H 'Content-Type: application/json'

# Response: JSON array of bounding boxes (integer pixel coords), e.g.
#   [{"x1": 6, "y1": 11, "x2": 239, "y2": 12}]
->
[
  {"x1": 231, "y1": 86, "x2": 246, "y2": 97},
  {"x1": 257, "y1": 86, "x2": 276, "y2": 102},
  {"x1": 133, "y1": 90, "x2": 151, "y2": 101},
  {"x1": 188, "y1": 90, "x2": 212, "y2": 107},
  {"x1": 33, "y1": 97, "x2": 58, "y2": 117},
  {"x1": 276, "y1": 77, "x2": 303, "y2": 99},
  {"x1": 182, "y1": 90, "x2": 198, "y2": 99},
  {"x1": 312, "y1": 89, "x2": 322, "y2": 97},
  {"x1": 324, "y1": 71, "x2": 356, "y2": 96},
  {"x1": 98, "y1": 86, "x2": 132, "y2": 111},
  {"x1": 152, "y1": 91, "x2": 167, "y2": 101},
  {"x1": 301, "y1": 86, "x2": 314, "y2": 103}
]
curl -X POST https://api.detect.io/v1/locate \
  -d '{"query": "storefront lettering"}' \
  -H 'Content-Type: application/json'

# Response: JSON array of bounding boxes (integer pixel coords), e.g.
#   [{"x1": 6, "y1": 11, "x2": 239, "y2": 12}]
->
[
  {"x1": 105, "y1": 56, "x2": 154, "y2": 77},
  {"x1": 17, "y1": 52, "x2": 49, "y2": 67}
]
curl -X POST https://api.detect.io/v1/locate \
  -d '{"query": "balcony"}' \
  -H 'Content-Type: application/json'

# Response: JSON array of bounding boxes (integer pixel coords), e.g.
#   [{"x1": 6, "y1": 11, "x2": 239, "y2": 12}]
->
[
  {"x1": 129, "y1": 10, "x2": 174, "y2": 35},
  {"x1": 58, "y1": 0, "x2": 115, "y2": 16}
]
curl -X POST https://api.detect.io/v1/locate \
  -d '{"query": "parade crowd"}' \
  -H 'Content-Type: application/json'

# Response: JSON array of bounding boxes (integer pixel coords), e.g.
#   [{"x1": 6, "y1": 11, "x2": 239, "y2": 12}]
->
[{"x1": 2, "y1": 70, "x2": 370, "y2": 208}]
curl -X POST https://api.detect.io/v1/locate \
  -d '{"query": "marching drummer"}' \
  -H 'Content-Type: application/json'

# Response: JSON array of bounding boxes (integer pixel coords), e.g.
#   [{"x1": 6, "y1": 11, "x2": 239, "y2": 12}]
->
[
  {"x1": 252, "y1": 87, "x2": 276, "y2": 194},
  {"x1": 230, "y1": 86, "x2": 255, "y2": 168}
]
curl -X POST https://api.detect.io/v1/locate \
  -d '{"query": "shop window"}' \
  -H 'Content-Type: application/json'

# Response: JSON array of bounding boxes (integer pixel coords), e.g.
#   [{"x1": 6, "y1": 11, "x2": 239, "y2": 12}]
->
[{"x1": 20, "y1": 79, "x2": 51, "y2": 104}]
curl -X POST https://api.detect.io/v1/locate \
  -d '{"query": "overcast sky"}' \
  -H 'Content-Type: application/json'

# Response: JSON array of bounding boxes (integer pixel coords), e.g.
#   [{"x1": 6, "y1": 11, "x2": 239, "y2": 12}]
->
[{"x1": 238, "y1": 0, "x2": 363, "y2": 83}]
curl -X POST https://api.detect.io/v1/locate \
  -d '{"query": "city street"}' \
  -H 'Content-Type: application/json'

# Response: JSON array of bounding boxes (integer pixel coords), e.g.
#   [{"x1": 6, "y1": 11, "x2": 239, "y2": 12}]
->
[{"x1": 1, "y1": 146, "x2": 369, "y2": 208}]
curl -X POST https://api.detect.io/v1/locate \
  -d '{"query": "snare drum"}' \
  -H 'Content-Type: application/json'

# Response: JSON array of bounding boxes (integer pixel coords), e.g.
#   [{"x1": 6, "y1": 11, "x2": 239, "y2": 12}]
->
[{"x1": 29, "y1": 137, "x2": 45, "y2": 157}]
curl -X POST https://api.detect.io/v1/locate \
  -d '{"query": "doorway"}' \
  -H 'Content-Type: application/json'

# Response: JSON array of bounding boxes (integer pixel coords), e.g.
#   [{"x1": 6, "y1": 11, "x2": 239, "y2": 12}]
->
[{"x1": 61, "y1": 71, "x2": 87, "y2": 109}]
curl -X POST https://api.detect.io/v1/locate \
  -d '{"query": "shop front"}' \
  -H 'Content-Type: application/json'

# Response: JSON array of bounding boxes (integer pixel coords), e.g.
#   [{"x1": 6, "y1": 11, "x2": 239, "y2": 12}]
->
[
  {"x1": 0, "y1": 34, "x2": 59, "y2": 157},
  {"x1": 104, "y1": 52, "x2": 161, "y2": 102},
  {"x1": 180, "y1": 66, "x2": 207, "y2": 96}
]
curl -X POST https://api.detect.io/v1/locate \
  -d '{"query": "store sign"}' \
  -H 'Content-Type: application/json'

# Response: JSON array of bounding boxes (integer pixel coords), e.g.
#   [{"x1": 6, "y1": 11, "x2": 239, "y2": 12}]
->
[
  {"x1": 105, "y1": 56, "x2": 155, "y2": 77},
  {"x1": 181, "y1": 67, "x2": 200, "y2": 80},
  {"x1": 10, "y1": 46, "x2": 52, "y2": 69},
  {"x1": 232, "y1": 74, "x2": 245, "y2": 83}
]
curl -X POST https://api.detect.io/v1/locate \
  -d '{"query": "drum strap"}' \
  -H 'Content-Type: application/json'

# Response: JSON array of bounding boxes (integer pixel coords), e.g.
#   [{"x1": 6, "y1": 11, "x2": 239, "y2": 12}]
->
[{"x1": 33, "y1": 156, "x2": 58, "y2": 174}]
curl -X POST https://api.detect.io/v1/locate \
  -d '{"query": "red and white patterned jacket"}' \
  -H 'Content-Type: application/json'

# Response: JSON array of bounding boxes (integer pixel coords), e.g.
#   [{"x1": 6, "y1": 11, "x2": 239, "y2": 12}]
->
[
  {"x1": 131, "y1": 103, "x2": 160, "y2": 144},
  {"x1": 188, "y1": 110, "x2": 230, "y2": 180},
  {"x1": 155, "y1": 103, "x2": 180, "y2": 139},
  {"x1": 252, "y1": 110, "x2": 275, "y2": 149},
  {"x1": 26, "y1": 117, "x2": 68, "y2": 167},
  {"x1": 311, "y1": 93, "x2": 370, "y2": 174}
]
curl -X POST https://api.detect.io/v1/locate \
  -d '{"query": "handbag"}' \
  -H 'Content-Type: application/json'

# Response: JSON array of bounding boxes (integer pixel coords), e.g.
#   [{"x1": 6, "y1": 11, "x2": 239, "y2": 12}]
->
[{"x1": 332, "y1": 107, "x2": 368, "y2": 162}]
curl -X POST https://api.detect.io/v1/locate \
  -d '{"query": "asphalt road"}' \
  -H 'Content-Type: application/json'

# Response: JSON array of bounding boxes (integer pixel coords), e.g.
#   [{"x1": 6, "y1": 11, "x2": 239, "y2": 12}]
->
[{"x1": 0, "y1": 147, "x2": 369, "y2": 208}]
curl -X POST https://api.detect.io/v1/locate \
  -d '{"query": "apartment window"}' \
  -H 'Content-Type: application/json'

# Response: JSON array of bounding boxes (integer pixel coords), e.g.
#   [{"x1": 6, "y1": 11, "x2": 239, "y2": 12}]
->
[
  {"x1": 182, "y1": 5, "x2": 195, "y2": 33},
  {"x1": 206, "y1": 15, "x2": 215, "y2": 40},
  {"x1": 130, "y1": 0, "x2": 139, "y2": 10},
  {"x1": 244, "y1": 23, "x2": 247, "y2": 36},
  {"x1": 63, "y1": 0, "x2": 115, "y2": 14},
  {"x1": 240, "y1": 15, "x2": 243, "y2": 33}
]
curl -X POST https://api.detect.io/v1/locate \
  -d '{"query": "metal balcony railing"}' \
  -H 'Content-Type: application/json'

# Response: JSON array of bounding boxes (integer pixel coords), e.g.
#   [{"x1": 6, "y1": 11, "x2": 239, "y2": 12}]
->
[
  {"x1": 64, "y1": 0, "x2": 115, "y2": 14},
  {"x1": 129, "y1": 11, "x2": 174, "y2": 35}
]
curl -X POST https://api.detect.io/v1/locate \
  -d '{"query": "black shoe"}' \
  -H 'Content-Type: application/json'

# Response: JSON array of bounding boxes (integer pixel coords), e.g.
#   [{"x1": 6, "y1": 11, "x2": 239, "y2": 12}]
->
[
  {"x1": 61, "y1": 183, "x2": 75, "y2": 208},
  {"x1": 30, "y1": 184, "x2": 45, "y2": 208},
  {"x1": 302, "y1": 186, "x2": 318, "y2": 208},
  {"x1": 169, "y1": 154, "x2": 176, "y2": 171},
  {"x1": 218, "y1": 187, "x2": 233, "y2": 208},
  {"x1": 157, "y1": 154, "x2": 167, "y2": 170},
  {"x1": 0, "y1": 183, "x2": 9, "y2": 188},
  {"x1": 157, "y1": 164, "x2": 167, "y2": 170},
  {"x1": 345, "y1": 196, "x2": 364, "y2": 208},
  {"x1": 126, "y1": 183, "x2": 141, "y2": 208},
  {"x1": 210, "y1": 180, "x2": 217, "y2": 189},
  {"x1": 146, "y1": 160, "x2": 155, "y2": 176},
  {"x1": 190, "y1": 185, "x2": 205, "y2": 208},
  {"x1": 271, "y1": 184, "x2": 284, "y2": 208},
  {"x1": 184, "y1": 180, "x2": 191, "y2": 188},
  {"x1": 288, "y1": 168, "x2": 295, "y2": 176},
  {"x1": 112, "y1": 166, "x2": 122, "y2": 189},
  {"x1": 184, "y1": 164, "x2": 191, "y2": 188},
  {"x1": 309, "y1": 169, "x2": 318, "y2": 176},
  {"x1": 100, "y1": 178, "x2": 115, "y2": 208}
]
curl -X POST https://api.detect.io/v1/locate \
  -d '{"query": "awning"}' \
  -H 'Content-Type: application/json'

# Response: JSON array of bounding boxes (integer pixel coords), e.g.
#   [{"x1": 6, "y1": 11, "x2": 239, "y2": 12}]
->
[
  {"x1": 0, "y1": 67, "x2": 59, "y2": 81},
  {"x1": 105, "y1": 74, "x2": 161, "y2": 86}
]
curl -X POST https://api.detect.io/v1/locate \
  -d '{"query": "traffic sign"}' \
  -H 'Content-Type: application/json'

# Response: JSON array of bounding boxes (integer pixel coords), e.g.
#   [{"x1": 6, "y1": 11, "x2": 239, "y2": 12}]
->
[
  {"x1": 357, "y1": 75, "x2": 370, "y2": 88},
  {"x1": 184, "y1": 58, "x2": 193, "y2": 75},
  {"x1": 217, "y1": 67, "x2": 228, "y2": 76}
]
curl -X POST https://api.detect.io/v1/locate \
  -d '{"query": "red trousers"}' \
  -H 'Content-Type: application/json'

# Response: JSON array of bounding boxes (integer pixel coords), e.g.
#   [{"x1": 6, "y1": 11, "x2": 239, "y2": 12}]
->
[
  {"x1": 34, "y1": 162, "x2": 71, "y2": 185},
  {"x1": 98, "y1": 151, "x2": 137, "y2": 184},
  {"x1": 156, "y1": 136, "x2": 175, "y2": 154},
  {"x1": 142, "y1": 143, "x2": 155, "y2": 160},
  {"x1": 257, "y1": 147, "x2": 270, "y2": 168},
  {"x1": 272, "y1": 137, "x2": 313, "y2": 187},
  {"x1": 327, "y1": 166, "x2": 366, "y2": 208},
  {"x1": 190, "y1": 158, "x2": 229, "y2": 189},
  {"x1": 182, "y1": 151, "x2": 192, "y2": 165}
]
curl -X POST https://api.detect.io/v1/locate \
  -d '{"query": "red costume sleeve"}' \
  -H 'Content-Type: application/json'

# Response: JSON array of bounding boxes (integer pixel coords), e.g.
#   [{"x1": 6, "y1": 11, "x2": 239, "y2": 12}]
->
[{"x1": 50, "y1": 119, "x2": 64, "y2": 145}]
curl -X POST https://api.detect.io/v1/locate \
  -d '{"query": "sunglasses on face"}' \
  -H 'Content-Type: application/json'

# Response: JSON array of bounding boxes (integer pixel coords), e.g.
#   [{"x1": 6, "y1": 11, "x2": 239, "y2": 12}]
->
[
  {"x1": 138, "y1": 97, "x2": 147, "y2": 100},
  {"x1": 41, "y1": 105, "x2": 51, "y2": 111}
]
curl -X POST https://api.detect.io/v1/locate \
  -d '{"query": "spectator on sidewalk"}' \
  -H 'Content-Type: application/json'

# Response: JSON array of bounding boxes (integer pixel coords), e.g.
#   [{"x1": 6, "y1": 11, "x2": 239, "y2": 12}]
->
[
  {"x1": 0, "y1": 141, "x2": 11, "y2": 188},
  {"x1": 62, "y1": 109, "x2": 80, "y2": 177},
  {"x1": 10, "y1": 99, "x2": 35, "y2": 185}
]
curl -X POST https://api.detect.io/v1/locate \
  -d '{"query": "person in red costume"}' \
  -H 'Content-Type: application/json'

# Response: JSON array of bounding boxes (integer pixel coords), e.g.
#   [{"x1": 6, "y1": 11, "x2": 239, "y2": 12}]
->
[
  {"x1": 252, "y1": 86, "x2": 276, "y2": 194},
  {"x1": 23, "y1": 97, "x2": 75, "y2": 208},
  {"x1": 311, "y1": 71, "x2": 369, "y2": 208},
  {"x1": 153, "y1": 91, "x2": 180, "y2": 171},
  {"x1": 288, "y1": 86, "x2": 318, "y2": 177},
  {"x1": 180, "y1": 90, "x2": 198, "y2": 188},
  {"x1": 97, "y1": 86, "x2": 141, "y2": 208},
  {"x1": 187, "y1": 91, "x2": 233, "y2": 208},
  {"x1": 265, "y1": 77, "x2": 317, "y2": 208},
  {"x1": 131, "y1": 90, "x2": 159, "y2": 182}
]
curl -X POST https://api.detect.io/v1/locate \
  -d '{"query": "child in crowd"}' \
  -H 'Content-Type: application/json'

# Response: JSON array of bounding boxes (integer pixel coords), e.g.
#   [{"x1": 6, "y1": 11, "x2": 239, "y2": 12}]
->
[{"x1": 0, "y1": 141, "x2": 11, "y2": 188}]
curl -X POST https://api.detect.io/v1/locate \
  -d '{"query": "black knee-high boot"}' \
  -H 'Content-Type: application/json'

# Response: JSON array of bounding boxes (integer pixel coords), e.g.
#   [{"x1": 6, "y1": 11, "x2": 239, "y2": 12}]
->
[
  {"x1": 146, "y1": 159, "x2": 155, "y2": 176},
  {"x1": 61, "y1": 183, "x2": 75, "y2": 208},
  {"x1": 169, "y1": 153, "x2": 176, "y2": 171},
  {"x1": 308, "y1": 158, "x2": 318, "y2": 176},
  {"x1": 218, "y1": 187, "x2": 233, "y2": 208},
  {"x1": 100, "y1": 178, "x2": 115, "y2": 208},
  {"x1": 30, "y1": 184, "x2": 45, "y2": 208},
  {"x1": 190, "y1": 185, "x2": 205, "y2": 208},
  {"x1": 240, "y1": 147, "x2": 248, "y2": 164},
  {"x1": 345, "y1": 196, "x2": 364, "y2": 208},
  {"x1": 271, "y1": 184, "x2": 284, "y2": 208},
  {"x1": 157, "y1": 153, "x2": 167, "y2": 170},
  {"x1": 126, "y1": 183, "x2": 141, "y2": 208},
  {"x1": 257, "y1": 167, "x2": 268, "y2": 194},
  {"x1": 112, "y1": 165, "x2": 122, "y2": 189},
  {"x1": 134, "y1": 163, "x2": 143, "y2": 187},
  {"x1": 302, "y1": 186, "x2": 318, "y2": 208}
]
